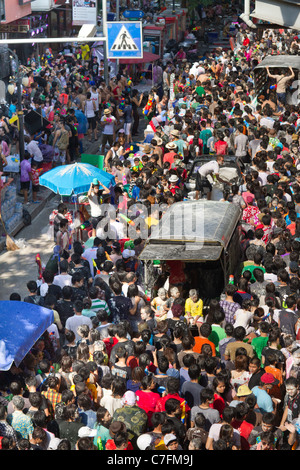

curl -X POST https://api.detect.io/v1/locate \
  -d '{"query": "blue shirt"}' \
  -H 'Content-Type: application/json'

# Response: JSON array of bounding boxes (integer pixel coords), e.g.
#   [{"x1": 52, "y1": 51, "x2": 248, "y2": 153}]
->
[{"x1": 252, "y1": 385, "x2": 274, "y2": 414}]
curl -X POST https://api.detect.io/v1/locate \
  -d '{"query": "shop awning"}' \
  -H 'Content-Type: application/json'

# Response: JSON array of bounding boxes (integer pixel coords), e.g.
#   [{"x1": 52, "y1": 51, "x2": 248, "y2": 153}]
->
[{"x1": 113, "y1": 51, "x2": 160, "y2": 64}]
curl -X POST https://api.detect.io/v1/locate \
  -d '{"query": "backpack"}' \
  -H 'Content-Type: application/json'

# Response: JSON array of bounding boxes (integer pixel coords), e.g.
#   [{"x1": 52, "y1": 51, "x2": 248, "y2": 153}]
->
[{"x1": 57, "y1": 130, "x2": 69, "y2": 150}]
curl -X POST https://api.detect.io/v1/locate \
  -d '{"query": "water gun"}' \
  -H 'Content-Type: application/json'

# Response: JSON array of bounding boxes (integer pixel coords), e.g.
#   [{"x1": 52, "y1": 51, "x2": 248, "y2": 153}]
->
[
  {"x1": 270, "y1": 84, "x2": 277, "y2": 90},
  {"x1": 180, "y1": 400, "x2": 186, "y2": 424},
  {"x1": 119, "y1": 213, "x2": 135, "y2": 226},
  {"x1": 97, "y1": 436, "x2": 103, "y2": 450},
  {"x1": 119, "y1": 96, "x2": 125, "y2": 111},
  {"x1": 132, "y1": 162, "x2": 143, "y2": 172},
  {"x1": 80, "y1": 220, "x2": 91, "y2": 230},
  {"x1": 36, "y1": 253, "x2": 44, "y2": 280},
  {"x1": 143, "y1": 97, "x2": 153, "y2": 116},
  {"x1": 127, "y1": 77, "x2": 132, "y2": 86}
]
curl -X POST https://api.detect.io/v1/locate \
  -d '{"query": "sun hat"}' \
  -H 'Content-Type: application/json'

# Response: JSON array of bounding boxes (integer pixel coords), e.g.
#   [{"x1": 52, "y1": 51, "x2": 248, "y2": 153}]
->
[
  {"x1": 261, "y1": 372, "x2": 279, "y2": 385},
  {"x1": 164, "y1": 433, "x2": 177, "y2": 446},
  {"x1": 137, "y1": 434, "x2": 153, "y2": 450},
  {"x1": 236, "y1": 384, "x2": 253, "y2": 397},
  {"x1": 170, "y1": 129, "x2": 180, "y2": 136},
  {"x1": 104, "y1": 108, "x2": 111, "y2": 114},
  {"x1": 154, "y1": 137, "x2": 163, "y2": 146},
  {"x1": 165, "y1": 142, "x2": 177, "y2": 150},
  {"x1": 169, "y1": 175, "x2": 178, "y2": 183},
  {"x1": 143, "y1": 144, "x2": 152, "y2": 154},
  {"x1": 78, "y1": 426, "x2": 97, "y2": 438}
]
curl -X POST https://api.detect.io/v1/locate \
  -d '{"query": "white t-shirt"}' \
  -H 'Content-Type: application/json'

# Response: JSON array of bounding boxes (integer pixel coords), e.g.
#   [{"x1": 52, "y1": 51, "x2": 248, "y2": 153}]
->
[
  {"x1": 26, "y1": 140, "x2": 43, "y2": 162},
  {"x1": 53, "y1": 273, "x2": 72, "y2": 289},
  {"x1": 101, "y1": 115, "x2": 116, "y2": 135},
  {"x1": 47, "y1": 323, "x2": 60, "y2": 350},
  {"x1": 198, "y1": 160, "x2": 219, "y2": 178},
  {"x1": 65, "y1": 314, "x2": 93, "y2": 343},
  {"x1": 233, "y1": 309, "x2": 254, "y2": 329},
  {"x1": 88, "y1": 192, "x2": 102, "y2": 217},
  {"x1": 208, "y1": 422, "x2": 241, "y2": 447}
]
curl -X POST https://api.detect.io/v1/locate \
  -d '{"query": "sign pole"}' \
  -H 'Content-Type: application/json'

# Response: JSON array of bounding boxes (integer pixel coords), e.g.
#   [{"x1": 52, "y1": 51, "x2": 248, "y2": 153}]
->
[{"x1": 102, "y1": 0, "x2": 108, "y2": 85}]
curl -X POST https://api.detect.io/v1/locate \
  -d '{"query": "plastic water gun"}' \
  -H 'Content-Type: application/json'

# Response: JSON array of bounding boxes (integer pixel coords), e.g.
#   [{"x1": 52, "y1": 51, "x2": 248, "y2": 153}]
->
[
  {"x1": 132, "y1": 161, "x2": 143, "y2": 172},
  {"x1": 180, "y1": 400, "x2": 187, "y2": 424},
  {"x1": 36, "y1": 253, "x2": 45, "y2": 280},
  {"x1": 97, "y1": 436, "x2": 103, "y2": 450},
  {"x1": 119, "y1": 96, "x2": 125, "y2": 111},
  {"x1": 119, "y1": 213, "x2": 135, "y2": 227},
  {"x1": 270, "y1": 84, "x2": 277, "y2": 90},
  {"x1": 127, "y1": 77, "x2": 132, "y2": 86},
  {"x1": 143, "y1": 97, "x2": 154, "y2": 116},
  {"x1": 80, "y1": 220, "x2": 91, "y2": 230}
]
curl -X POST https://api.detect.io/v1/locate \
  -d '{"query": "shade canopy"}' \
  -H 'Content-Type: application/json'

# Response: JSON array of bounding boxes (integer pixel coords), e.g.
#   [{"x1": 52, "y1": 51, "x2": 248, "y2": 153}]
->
[
  {"x1": 0, "y1": 301, "x2": 54, "y2": 371},
  {"x1": 116, "y1": 51, "x2": 160, "y2": 64},
  {"x1": 39, "y1": 162, "x2": 115, "y2": 196}
]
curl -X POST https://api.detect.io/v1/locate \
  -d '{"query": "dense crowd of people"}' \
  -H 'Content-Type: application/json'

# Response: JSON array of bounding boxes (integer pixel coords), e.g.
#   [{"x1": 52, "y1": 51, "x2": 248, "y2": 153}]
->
[{"x1": 3, "y1": 2, "x2": 300, "y2": 451}]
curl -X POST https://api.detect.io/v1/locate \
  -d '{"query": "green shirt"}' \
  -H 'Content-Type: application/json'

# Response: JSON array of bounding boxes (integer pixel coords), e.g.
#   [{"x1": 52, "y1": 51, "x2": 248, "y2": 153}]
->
[
  {"x1": 195, "y1": 85, "x2": 205, "y2": 97},
  {"x1": 241, "y1": 264, "x2": 266, "y2": 283},
  {"x1": 209, "y1": 325, "x2": 227, "y2": 356},
  {"x1": 251, "y1": 335, "x2": 269, "y2": 364}
]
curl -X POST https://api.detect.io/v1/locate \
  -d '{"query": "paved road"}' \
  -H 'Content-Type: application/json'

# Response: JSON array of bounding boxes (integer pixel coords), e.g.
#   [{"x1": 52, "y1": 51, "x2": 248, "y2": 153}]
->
[
  {"x1": 0, "y1": 195, "x2": 60, "y2": 301},
  {"x1": 0, "y1": 96, "x2": 150, "y2": 301}
]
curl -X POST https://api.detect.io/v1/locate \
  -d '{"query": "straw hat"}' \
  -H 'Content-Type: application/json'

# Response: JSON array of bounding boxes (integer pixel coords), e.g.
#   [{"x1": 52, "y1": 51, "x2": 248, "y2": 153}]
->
[
  {"x1": 166, "y1": 142, "x2": 177, "y2": 150},
  {"x1": 142, "y1": 144, "x2": 152, "y2": 154},
  {"x1": 104, "y1": 108, "x2": 111, "y2": 115}
]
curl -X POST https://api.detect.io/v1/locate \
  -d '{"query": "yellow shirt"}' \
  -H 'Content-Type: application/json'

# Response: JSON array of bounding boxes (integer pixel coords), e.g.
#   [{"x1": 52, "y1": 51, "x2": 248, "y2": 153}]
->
[{"x1": 185, "y1": 298, "x2": 203, "y2": 318}]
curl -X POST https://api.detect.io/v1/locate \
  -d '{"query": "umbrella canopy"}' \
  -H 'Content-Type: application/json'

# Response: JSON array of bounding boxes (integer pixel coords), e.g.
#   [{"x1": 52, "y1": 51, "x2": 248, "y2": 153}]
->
[
  {"x1": 0, "y1": 301, "x2": 54, "y2": 371},
  {"x1": 39, "y1": 162, "x2": 116, "y2": 196}
]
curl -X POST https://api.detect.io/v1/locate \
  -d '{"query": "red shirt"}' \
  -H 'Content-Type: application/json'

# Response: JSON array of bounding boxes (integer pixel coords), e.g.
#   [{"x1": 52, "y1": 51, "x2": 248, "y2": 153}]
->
[
  {"x1": 105, "y1": 439, "x2": 134, "y2": 450},
  {"x1": 155, "y1": 393, "x2": 190, "y2": 414},
  {"x1": 214, "y1": 140, "x2": 228, "y2": 155}
]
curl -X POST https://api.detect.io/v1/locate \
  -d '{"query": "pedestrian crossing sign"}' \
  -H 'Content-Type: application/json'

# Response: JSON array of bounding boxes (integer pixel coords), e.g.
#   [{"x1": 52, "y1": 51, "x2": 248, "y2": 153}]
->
[{"x1": 106, "y1": 21, "x2": 143, "y2": 59}]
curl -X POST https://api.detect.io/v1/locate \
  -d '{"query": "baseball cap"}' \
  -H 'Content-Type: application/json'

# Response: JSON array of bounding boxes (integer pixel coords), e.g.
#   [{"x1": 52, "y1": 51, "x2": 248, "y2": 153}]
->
[
  {"x1": 164, "y1": 433, "x2": 177, "y2": 446},
  {"x1": 261, "y1": 372, "x2": 279, "y2": 385},
  {"x1": 92, "y1": 178, "x2": 99, "y2": 186},
  {"x1": 78, "y1": 426, "x2": 97, "y2": 438},
  {"x1": 236, "y1": 384, "x2": 252, "y2": 397},
  {"x1": 137, "y1": 434, "x2": 152, "y2": 450}
]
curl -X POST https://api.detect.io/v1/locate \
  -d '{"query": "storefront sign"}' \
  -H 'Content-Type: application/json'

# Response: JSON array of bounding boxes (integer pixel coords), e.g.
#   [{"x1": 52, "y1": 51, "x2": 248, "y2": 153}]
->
[{"x1": 72, "y1": 0, "x2": 97, "y2": 26}]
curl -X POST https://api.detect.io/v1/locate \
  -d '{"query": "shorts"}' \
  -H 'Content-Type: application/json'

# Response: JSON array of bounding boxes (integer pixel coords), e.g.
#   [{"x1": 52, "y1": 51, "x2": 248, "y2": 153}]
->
[
  {"x1": 91, "y1": 215, "x2": 103, "y2": 229},
  {"x1": 21, "y1": 181, "x2": 30, "y2": 190},
  {"x1": 88, "y1": 116, "x2": 97, "y2": 130},
  {"x1": 101, "y1": 133, "x2": 114, "y2": 148},
  {"x1": 124, "y1": 122, "x2": 132, "y2": 136},
  {"x1": 53, "y1": 147, "x2": 66, "y2": 163},
  {"x1": 32, "y1": 184, "x2": 39, "y2": 193},
  {"x1": 195, "y1": 173, "x2": 212, "y2": 193}
]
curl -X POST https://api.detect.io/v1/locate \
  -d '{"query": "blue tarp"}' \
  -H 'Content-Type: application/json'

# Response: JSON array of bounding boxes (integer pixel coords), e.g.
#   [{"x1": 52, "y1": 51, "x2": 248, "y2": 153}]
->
[{"x1": 0, "y1": 301, "x2": 54, "y2": 371}]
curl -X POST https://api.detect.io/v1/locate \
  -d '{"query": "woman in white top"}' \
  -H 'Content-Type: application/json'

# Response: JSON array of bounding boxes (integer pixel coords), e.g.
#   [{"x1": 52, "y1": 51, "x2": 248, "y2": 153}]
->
[
  {"x1": 83, "y1": 91, "x2": 97, "y2": 141},
  {"x1": 233, "y1": 298, "x2": 255, "y2": 335}
]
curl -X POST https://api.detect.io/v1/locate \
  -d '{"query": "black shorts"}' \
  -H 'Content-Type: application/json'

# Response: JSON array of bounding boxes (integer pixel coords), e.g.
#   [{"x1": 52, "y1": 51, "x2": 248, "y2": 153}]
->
[
  {"x1": 195, "y1": 173, "x2": 212, "y2": 193},
  {"x1": 21, "y1": 181, "x2": 30, "y2": 191},
  {"x1": 32, "y1": 184, "x2": 39, "y2": 192},
  {"x1": 88, "y1": 116, "x2": 97, "y2": 130},
  {"x1": 91, "y1": 215, "x2": 102, "y2": 229}
]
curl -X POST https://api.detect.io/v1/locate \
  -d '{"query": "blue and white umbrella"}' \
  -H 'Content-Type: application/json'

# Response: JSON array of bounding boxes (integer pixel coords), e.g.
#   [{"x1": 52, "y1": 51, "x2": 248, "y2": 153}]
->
[{"x1": 39, "y1": 162, "x2": 116, "y2": 196}]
